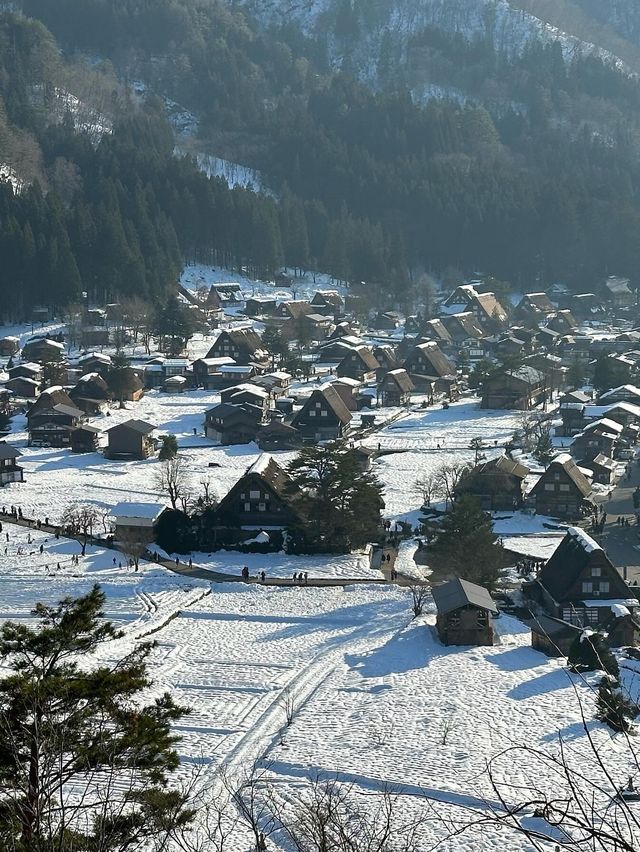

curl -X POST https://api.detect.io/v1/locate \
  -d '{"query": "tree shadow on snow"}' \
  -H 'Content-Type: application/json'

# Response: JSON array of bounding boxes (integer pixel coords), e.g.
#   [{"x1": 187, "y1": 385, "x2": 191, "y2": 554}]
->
[
  {"x1": 507, "y1": 669, "x2": 570, "y2": 700},
  {"x1": 487, "y1": 647, "x2": 548, "y2": 672}
]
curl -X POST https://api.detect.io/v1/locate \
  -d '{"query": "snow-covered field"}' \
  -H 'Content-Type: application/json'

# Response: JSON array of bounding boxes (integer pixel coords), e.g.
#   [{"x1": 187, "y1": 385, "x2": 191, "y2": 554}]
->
[
  {"x1": 76, "y1": 579, "x2": 635, "y2": 851},
  {"x1": 364, "y1": 398, "x2": 523, "y2": 520},
  {"x1": 181, "y1": 262, "x2": 346, "y2": 302},
  {"x1": 3, "y1": 389, "x2": 289, "y2": 524}
]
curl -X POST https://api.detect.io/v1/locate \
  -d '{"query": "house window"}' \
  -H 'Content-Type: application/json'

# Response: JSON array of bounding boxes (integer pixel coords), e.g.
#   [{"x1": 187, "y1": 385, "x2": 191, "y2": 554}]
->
[
  {"x1": 586, "y1": 608, "x2": 600, "y2": 625},
  {"x1": 243, "y1": 502, "x2": 251, "y2": 512},
  {"x1": 321, "y1": 410, "x2": 327, "y2": 417},
  {"x1": 477, "y1": 610, "x2": 488, "y2": 627},
  {"x1": 258, "y1": 502, "x2": 266, "y2": 512},
  {"x1": 582, "y1": 581, "x2": 593, "y2": 593},
  {"x1": 249, "y1": 490, "x2": 260, "y2": 499},
  {"x1": 315, "y1": 401, "x2": 322, "y2": 408},
  {"x1": 591, "y1": 566, "x2": 601, "y2": 577},
  {"x1": 559, "y1": 484, "x2": 570, "y2": 492},
  {"x1": 599, "y1": 581, "x2": 610, "y2": 594},
  {"x1": 310, "y1": 409, "x2": 316, "y2": 417},
  {"x1": 553, "y1": 472, "x2": 560, "y2": 481},
  {"x1": 544, "y1": 483, "x2": 555, "y2": 491}
]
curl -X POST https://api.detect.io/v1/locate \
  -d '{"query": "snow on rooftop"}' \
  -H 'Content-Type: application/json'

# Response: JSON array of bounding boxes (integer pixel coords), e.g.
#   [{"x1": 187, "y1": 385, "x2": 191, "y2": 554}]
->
[
  {"x1": 111, "y1": 502, "x2": 166, "y2": 520},
  {"x1": 248, "y1": 453, "x2": 273, "y2": 476},
  {"x1": 611, "y1": 604, "x2": 631, "y2": 618},
  {"x1": 567, "y1": 526, "x2": 602, "y2": 553}
]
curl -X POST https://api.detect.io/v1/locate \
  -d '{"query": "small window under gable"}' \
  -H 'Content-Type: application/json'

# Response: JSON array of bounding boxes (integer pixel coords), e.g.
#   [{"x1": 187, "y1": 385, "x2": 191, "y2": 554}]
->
[{"x1": 249, "y1": 490, "x2": 260, "y2": 499}]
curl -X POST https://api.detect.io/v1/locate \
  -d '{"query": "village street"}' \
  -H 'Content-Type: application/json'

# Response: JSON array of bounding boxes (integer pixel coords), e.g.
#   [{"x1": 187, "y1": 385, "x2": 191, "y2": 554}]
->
[{"x1": 595, "y1": 459, "x2": 640, "y2": 585}]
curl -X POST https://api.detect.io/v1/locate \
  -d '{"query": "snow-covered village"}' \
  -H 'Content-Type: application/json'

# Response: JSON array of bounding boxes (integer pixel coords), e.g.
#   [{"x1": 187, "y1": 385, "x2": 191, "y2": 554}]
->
[{"x1": 1, "y1": 265, "x2": 640, "y2": 850}]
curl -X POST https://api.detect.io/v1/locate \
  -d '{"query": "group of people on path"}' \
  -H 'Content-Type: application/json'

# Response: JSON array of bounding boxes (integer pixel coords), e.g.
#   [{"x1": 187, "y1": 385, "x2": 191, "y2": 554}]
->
[{"x1": 239, "y1": 566, "x2": 311, "y2": 585}]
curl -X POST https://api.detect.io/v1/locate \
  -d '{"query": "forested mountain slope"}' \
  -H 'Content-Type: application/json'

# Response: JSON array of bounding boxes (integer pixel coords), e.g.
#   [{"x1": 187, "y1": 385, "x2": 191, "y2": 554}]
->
[{"x1": 8, "y1": 0, "x2": 640, "y2": 312}]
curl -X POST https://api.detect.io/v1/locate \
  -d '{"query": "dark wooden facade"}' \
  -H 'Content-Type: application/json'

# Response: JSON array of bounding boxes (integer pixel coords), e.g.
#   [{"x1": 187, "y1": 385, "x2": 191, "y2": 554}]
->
[
  {"x1": 291, "y1": 386, "x2": 352, "y2": 441},
  {"x1": 105, "y1": 420, "x2": 155, "y2": 459},
  {"x1": 526, "y1": 527, "x2": 639, "y2": 647},
  {"x1": 480, "y1": 367, "x2": 546, "y2": 410},
  {"x1": 529, "y1": 455, "x2": 592, "y2": 519},
  {"x1": 432, "y1": 578, "x2": 497, "y2": 646}
]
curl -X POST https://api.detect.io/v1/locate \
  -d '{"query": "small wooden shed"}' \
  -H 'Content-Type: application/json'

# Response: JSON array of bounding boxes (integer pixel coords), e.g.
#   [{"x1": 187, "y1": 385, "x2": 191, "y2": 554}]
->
[{"x1": 432, "y1": 578, "x2": 498, "y2": 646}]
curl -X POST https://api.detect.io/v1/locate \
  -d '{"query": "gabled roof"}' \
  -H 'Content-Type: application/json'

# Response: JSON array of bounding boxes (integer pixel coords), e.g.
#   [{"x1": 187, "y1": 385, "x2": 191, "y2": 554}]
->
[
  {"x1": 531, "y1": 455, "x2": 592, "y2": 498},
  {"x1": 218, "y1": 453, "x2": 306, "y2": 519},
  {"x1": 423, "y1": 318, "x2": 453, "y2": 342},
  {"x1": 591, "y1": 453, "x2": 616, "y2": 471},
  {"x1": 407, "y1": 342, "x2": 456, "y2": 378},
  {"x1": 205, "y1": 402, "x2": 261, "y2": 424},
  {"x1": 474, "y1": 455, "x2": 529, "y2": 479},
  {"x1": 106, "y1": 418, "x2": 155, "y2": 435},
  {"x1": 280, "y1": 300, "x2": 312, "y2": 320},
  {"x1": 208, "y1": 328, "x2": 265, "y2": 356},
  {"x1": 311, "y1": 291, "x2": 343, "y2": 307},
  {"x1": 27, "y1": 387, "x2": 76, "y2": 418},
  {"x1": 0, "y1": 442, "x2": 21, "y2": 460},
  {"x1": 518, "y1": 292, "x2": 554, "y2": 313},
  {"x1": 432, "y1": 577, "x2": 498, "y2": 615},
  {"x1": 599, "y1": 385, "x2": 640, "y2": 401},
  {"x1": 292, "y1": 386, "x2": 352, "y2": 426},
  {"x1": 441, "y1": 312, "x2": 484, "y2": 340},
  {"x1": 340, "y1": 346, "x2": 379, "y2": 372},
  {"x1": 383, "y1": 368, "x2": 415, "y2": 393},
  {"x1": 472, "y1": 292, "x2": 507, "y2": 322},
  {"x1": 536, "y1": 527, "x2": 630, "y2": 603}
]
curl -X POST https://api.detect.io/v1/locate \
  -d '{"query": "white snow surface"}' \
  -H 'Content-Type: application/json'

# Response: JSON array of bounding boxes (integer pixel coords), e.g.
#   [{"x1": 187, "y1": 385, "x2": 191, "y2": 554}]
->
[
  {"x1": 95, "y1": 584, "x2": 637, "y2": 850},
  {"x1": 362, "y1": 398, "x2": 523, "y2": 519}
]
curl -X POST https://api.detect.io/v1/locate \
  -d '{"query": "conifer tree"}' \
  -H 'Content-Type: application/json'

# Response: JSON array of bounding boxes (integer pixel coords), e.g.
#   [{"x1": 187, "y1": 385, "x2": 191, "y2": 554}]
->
[
  {"x1": 430, "y1": 495, "x2": 503, "y2": 590},
  {"x1": 0, "y1": 585, "x2": 193, "y2": 850}
]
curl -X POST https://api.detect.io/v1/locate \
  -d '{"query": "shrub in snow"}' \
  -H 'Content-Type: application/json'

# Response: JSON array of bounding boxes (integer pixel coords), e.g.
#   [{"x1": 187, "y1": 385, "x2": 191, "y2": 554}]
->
[
  {"x1": 158, "y1": 433, "x2": 178, "y2": 460},
  {"x1": 568, "y1": 631, "x2": 619, "y2": 678},
  {"x1": 596, "y1": 677, "x2": 638, "y2": 733}
]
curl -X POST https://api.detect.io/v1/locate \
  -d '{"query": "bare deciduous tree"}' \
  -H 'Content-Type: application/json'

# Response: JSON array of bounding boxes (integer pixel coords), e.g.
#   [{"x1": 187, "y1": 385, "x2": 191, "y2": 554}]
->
[
  {"x1": 409, "y1": 583, "x2": 430, "y2": 618},
  {"x1": 415, "y1": 472, "x2": 439, "y2": 507},
  {"x1": 434, "y1": 461, "x2": 471, "y2": 508},
  {"x1": 60, "y1": 503, "x2": 100, "y2": 555},
  {"x1": 116, "y1": 527, "x2": 147, "y2": 571},
  {"x1": 281, "y1": 685, "x2": 296, "y2": 728},
  {"x1": 155, "y1": 457, "x2": 191, "y2": 510},
  {"x1": 277, "y1": 776, "x2": 423, "y2": 852}
]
